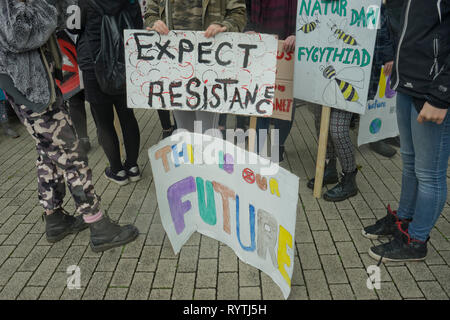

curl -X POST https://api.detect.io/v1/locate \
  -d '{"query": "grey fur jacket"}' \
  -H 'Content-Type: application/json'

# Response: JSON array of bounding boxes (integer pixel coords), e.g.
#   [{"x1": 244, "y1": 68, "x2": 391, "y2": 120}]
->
[{"x1": 0, "y1": 0, "x2": 77, "y2": 111}]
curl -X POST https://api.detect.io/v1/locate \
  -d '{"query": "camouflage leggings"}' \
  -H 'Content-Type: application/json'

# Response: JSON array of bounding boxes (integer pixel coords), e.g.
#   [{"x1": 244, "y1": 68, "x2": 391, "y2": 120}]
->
[{"x1": 11, "y1": 98, "x2": 101, "y2": 215}]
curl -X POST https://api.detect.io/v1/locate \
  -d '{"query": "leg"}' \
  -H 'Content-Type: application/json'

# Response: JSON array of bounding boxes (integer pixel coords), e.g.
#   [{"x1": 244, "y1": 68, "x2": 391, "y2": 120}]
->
[
  {"x1": 10, "y1": 99, "x2": 100, "y2": 216},
  {"x1": 113, "y1": 94, "x2": 141, "y2": 169},
  {"x1": 157, "y1": 109, "x2": 173, "y2": 130},
  {"x1": 68, "y1": 91, "x2": 88, "y2": 139},
  {"x1": 173, "y1": 110, "x2": 196, "y2": 133},
  {"x1": 407, "y1": 101, "x2": 450, "y2": 241}
]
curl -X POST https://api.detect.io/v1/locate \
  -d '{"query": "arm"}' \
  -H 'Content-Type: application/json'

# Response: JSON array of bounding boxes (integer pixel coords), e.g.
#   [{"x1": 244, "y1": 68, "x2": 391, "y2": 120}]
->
[
  {"x1": 0, "y1": 0, "x2": 58, "y2": 53},
  {"x1": 143, "y1": 0, "x2": 160, "y2": 29},
  {"x1": 211, "y1": 0, "x2": 247, "y2": 33}
]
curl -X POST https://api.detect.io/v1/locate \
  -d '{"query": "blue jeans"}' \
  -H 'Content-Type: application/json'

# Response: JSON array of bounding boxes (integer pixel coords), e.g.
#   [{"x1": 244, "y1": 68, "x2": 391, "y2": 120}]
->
[{"x1": 396, "y1": 92, "x2": 450, "y2": 241}]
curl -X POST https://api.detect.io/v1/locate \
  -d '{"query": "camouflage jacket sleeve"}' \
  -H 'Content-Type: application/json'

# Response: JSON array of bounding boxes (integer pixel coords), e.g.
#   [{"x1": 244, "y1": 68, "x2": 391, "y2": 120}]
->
[
  {"x1": 143, "y1": 0, "x2": 161, "y2": 28},
  {"x1": 216, "y1": 0, "x2": 247, "y2": 33}
]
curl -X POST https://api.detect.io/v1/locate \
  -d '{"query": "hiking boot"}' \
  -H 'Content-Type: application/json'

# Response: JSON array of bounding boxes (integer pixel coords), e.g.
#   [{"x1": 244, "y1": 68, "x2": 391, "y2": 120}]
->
[
  {"x1": 1, "y1": 123, "x2": 19, "y2": 138},
  {"x1": 89, "y1": 214, "x2": 139, "y2": 252},
  {"x1": 307, "y1": 158, "x2": 339, "y2": 189},
  {"x1": 43, "y1": 208, "x2": 88, "y2": 243},
  {"x1": 104, "y1": 167, "x2": 129, "y2": 186},
  {"x1": 125, "y1": 164, "x2": 141, "y2": 182},
  {"x1": 369, "y1": 141, "x2": 397, "y2": 158},
  {"x1": 323, "y1": 168, "x2": 358, "y2": 202},
  {"x1": 362, "y1": 205, "x2": 411, "y2": 239},
  {"x1": 369, "y1": 221, "x2": 428, "y2": 263},
  {"x1": 384, "y1": 136, "x2": 400, "y2": 148}
]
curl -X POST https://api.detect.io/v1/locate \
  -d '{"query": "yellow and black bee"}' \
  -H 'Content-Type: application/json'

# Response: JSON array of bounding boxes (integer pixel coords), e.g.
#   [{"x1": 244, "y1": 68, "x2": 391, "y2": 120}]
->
[
  {"x1": 298, "y1": 12, "x2": 320, "y2": 34},
  {"x1": 321, "y1": 65, "x2": 365, "y2": 108},
  {"x1": 328, "y1": 20, "x2": 358, "y2": 46}
]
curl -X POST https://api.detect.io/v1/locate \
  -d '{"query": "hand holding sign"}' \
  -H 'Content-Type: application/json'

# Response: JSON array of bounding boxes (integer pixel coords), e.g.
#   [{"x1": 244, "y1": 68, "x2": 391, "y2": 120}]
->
[
  {"x1": 204, "y1": 24, "x2": 227, "y2": 38},
  {"x1": 147, "y1": 20, "x2": 169, "y2": 35}
]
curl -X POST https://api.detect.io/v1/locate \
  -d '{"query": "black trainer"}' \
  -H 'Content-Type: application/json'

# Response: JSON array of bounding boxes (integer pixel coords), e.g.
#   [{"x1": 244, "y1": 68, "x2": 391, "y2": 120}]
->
[
  {"x1": 104, "y1": 167, "x2": 129, "y2": 186},
  {"x1": 89, "y1": 214, "x2": 139, "y2": 252},
  {"x1": 43, "y1": 209, "x2": 88, "y2": 243},
  {"x1": 362, "y1": 205, "x2": 409, "y2": 240},
  {"x1": 124, "y1": 164, "x2": 141, "y2": 182},
  {"x1": 369, "y1": 221, "x2": 428, "y2": 263},
  {"x1": 307, "y1": 158, "x2": 339, "y2": 189},
  {"x1": 323, "y1": 168, "x2": 358, "y2": 202}
]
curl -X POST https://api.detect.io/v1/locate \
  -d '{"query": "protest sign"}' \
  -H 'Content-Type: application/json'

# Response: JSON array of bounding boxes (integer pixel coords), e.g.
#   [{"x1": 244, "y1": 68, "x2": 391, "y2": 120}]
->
[
  {"x1": 125, "y1": 30, "x2": 278, "y2": 116},
  {"x1": 293, "y1": 0, "x2": 381, "y2": 114},
  {"x1": 271, "y1": 41, "x2": 295, "y2": 121},
  {"x1": 358, "y1": 67, "x2": 399, "y2": 146},
  {"x1": 149, "y1": 132, "x2": 300, "y2": 299},
  {"x1": 56, "y1": 32, "x2": 82, "y2": 100}
]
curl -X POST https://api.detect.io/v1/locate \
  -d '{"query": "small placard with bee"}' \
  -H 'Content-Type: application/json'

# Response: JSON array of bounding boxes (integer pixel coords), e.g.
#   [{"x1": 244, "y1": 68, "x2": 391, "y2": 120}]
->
[{"x1": 293, "y1": 0, "x2": 381, "y2": 115}]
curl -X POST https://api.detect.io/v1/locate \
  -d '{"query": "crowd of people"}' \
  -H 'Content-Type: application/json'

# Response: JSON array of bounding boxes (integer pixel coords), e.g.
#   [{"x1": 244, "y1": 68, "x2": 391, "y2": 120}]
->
[{"x1": 0, "y1": 0, "x2": 448, "y2": 265}]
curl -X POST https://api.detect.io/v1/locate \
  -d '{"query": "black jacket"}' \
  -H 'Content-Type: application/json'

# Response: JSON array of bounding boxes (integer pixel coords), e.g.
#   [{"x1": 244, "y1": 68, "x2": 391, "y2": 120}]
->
[
  {"x1": 76, "y1": 0, "x2": 143, "y2": 72},
  {"x1": 391, "y1": 0, "x2": 450, "y2": 110}
]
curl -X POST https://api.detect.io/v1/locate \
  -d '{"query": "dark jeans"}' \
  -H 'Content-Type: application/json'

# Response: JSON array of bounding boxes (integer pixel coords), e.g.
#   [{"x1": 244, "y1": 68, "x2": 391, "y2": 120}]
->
[
  {"x1": 158, "y1": 110, "x2": 173, "y2": 130},
  {"x1": 83, "y1": 71, "x2": 140, "y2": 173}
]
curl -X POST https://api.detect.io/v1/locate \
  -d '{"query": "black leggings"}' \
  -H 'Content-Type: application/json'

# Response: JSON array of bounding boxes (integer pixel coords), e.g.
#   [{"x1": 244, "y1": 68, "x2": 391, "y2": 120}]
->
[
  {"x1": 90, "y1": 96, "x2": 140, "y2": 173},
  {"x1": 68, "y1": 91, "x2": 95, "y2": 139}
]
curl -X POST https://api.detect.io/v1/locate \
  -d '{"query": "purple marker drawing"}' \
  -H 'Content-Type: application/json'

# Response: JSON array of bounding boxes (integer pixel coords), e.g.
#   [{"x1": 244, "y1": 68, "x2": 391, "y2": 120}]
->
[{"x1": 167, "y1": 176, "x2": 197, "y2": 234}]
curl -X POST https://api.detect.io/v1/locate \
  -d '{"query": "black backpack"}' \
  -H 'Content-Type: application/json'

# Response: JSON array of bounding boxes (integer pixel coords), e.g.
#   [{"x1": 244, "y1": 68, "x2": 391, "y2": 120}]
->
[{"x1": 87, "y1": 0, "x2": 134, "y2": 95}]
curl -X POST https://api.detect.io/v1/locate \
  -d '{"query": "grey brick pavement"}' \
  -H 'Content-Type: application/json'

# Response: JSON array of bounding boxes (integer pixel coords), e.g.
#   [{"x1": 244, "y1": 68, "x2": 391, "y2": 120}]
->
[{"x1": 0, "y1": 103, "x2": 449, "y2": 300}]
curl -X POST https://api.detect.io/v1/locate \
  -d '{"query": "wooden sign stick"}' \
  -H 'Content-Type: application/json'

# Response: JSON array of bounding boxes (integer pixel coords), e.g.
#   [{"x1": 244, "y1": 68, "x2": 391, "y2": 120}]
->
[
  {"x1": 248, "y1": 116, "x2": 258, "y2": 153},
  {"x1": 313, "y1": 106, "x2": 331, "y2": 199}
]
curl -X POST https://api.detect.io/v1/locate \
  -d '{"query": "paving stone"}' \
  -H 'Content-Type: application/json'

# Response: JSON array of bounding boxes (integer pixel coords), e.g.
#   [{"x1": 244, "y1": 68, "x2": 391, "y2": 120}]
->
[
  {"x1": 152, "y1": 259, "x2": 177, "y2": 288},
  {"x1": 217, "y1": 272, "x2": 238, "y2": 300},
  {"x1": 39, "y1": 272, "x2": 68, "y2": 300},
  {"x1": 387, "y1": 266, "x2": 424, "y2": 299},
  {"x1": 312, "y1": 231, "x2": 336, "y2": 255},
  {"x1": 82, "y1": 272, "x2": 113, "y2": 300},
  {"x1": 329, "y1": 284, "x2": 355, "y2": 300},
  {"x1": 346, "y1": 268, "x2": 378, "y2": 300},
  {"x1": 145, "y1": 223, "x2": 166, "y2": 246},
  {"x1": 297, "y1": 243, "x2": 321, "y2": 270},
  {"x1": 0, "y1": 258, "x2": 24, "y2": 286},
  {"x1": 95, "y1": 247, "x2": 122, "y2": 272},
  {"x1": 305, "y1": 210, "x2": 328, "y2": 231},
  {"x1": 105, "y1": 287, "x2": 129, "y2": 300},
  {"x1": 127, "y1": 272, "x2": 154, "y2": 300},
  {"x1": 177, "y1": 245, "x2": 199, "y2": 273},
  {"x1": 28, "y1": 258, "x2": 61, "y2": 287},
  {"x1": 3, "y1": 223, "x2": 33, "y2": 245},
  {"x1": 10, "y1": 233, "x2": 42, "y2": 258},
  {"x1": 110, "y1": 258, "x2": 138, "y2": 287},
  {"x1": 429, "y1": 265, "x2": 450, "y2": 296},
  {"x1": 0, "y1": 272, "x2": 33, "y2": 300},
  {"x1": 199, "y1": 235, "x2": 219, "y2": 258},
  {"x1": 17, "y1": 286, "x2": 44, "y2": 300},
  {"x1": 336, "y1": 242, "x2": 363, "y2": 268},
  {"x1": 376, "y1": 282, "x2": 402, "y2": 300},
  {"x1": 196, "y1": 259, "x2": 218, "y2": 288},
  {"x1": 238, "y1": 260, "x2": 260, "y2": 287},
  {"x1": 218, "y1": 245, "x2": 238, "y2": 272},
  {"x1": 417, "y1": 281, "x2": 449, "y2": 300},
  {"x1": 19, "y1": 245, "x2": 52, "y2": 273},
  {"x1": 239, "y1": 287, "x2": 261, "y2": 300},
  {"x1": 57, "y1": 246, "x2": 87, "y2": 272},
  {"x1": 136, "y1": 246, "x2": 161, "y2": 272},
  {"x1": 0, "y1": 245, "x2": 15, "y2": 267},
  {"x1": 150, "y1": 288, "x2": 172, "y2": 300},
  {"x1": 261, "y1": 273, "x2": 284, "y2": 300},
  {"x1": 303, "y1": 269, "x2": 331, "y2": 300},
  {"x1": 320, "y1": 255, "x2": 348, "y2": 284},
  {"x1": 159, "y1": 236, "x2": 178, "y2": 259},
  {"x1": 327, "y1": 220, "x2": 351, "y2": 242},
  {"x1": 407, "y1": 262, "x2": 436, "y2": 282},
  {"x1": 288, "y1": 285, "x2": 308, "y2": 300},
  {"x1": 172, "y1": 272, "x2": 196, "y2": 300}
]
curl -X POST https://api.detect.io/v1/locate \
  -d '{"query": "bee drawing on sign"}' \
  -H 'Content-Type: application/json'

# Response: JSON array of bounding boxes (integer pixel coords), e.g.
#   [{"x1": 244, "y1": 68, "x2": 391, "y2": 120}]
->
[
  {"x1": 328, "y1": 19, "x2": 358, "y2": 46},
  {"x1": 298, "y1": 12, "x2": 320, "y2": 34},
  {"x1": 321, "y1": 65, "x2": 365, "y2": 109}
]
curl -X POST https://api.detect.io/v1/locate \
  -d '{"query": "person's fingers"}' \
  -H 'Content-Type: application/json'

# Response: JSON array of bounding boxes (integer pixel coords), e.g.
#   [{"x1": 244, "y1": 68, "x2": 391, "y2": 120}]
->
[{"x1": 417, "y1": 114, "x2": 424, "y2": 123}]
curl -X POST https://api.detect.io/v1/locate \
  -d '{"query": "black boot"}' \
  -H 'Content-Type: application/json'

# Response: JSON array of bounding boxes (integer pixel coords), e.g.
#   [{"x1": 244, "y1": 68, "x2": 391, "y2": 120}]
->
[
  {"x1": 369, "y1": 141, "x2": 397, "y2": 158},
  {"x1": 89, "y1": 214, "x2": 139, "y2": 252},
  {"x1": 43, "y1": 209, "x2": 88, "y2": 243},
  {"x1": 323, "y1": 168, "x2": 358, "y2": 202},
  {"x1": 307, "y1": 158, "x2": 339, "y2": 189}
]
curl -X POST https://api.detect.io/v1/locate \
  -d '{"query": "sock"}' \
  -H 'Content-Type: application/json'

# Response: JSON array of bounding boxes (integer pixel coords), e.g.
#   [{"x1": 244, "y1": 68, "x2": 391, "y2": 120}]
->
[{"x1": 83, "y1": 211, "x2": 103, "y2": 223}]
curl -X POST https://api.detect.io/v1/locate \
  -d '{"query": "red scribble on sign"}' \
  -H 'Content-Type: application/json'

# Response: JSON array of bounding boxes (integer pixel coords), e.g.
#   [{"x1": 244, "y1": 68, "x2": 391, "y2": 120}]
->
[
  {"x1": 242, "y1": 168, "x2": 256, "y2": 184},
  {"x1": 55, "y1": 37, "x2": 80, "y2": 100}
]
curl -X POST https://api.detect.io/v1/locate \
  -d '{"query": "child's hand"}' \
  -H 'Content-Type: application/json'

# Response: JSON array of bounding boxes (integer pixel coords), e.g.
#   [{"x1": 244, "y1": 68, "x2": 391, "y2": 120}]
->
[{"x1": 383, "y1": 61, "x2": 393, "y2": 76}]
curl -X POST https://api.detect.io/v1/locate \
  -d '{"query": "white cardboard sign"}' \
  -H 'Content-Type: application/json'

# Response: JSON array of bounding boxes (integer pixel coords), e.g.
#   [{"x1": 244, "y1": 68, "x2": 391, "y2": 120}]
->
[
  {"x1": 125, "y1": 30, "x2": 278, "y2": 116},
  {"x1": 293, "y1": 0, "x2": 381, "y2": 114},
  {"x1": 149, "y1": 132, "x2": 300, "y2": 298}
]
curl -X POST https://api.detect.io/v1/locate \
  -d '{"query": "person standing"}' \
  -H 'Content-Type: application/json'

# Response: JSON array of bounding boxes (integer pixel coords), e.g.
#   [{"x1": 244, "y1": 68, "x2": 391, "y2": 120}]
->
[
  {"x1": 77, "y1": 0, "x2": 143, "y2": 186},
  {"x1": 364, "y1": 0, "x2": 450, "y2": 262},
  {"x1": 0, "y1": 0, "x2": 139, "y2": 252},
  {"x1": 144, "y1": 0, "x2": 247, "y2": 136}
]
